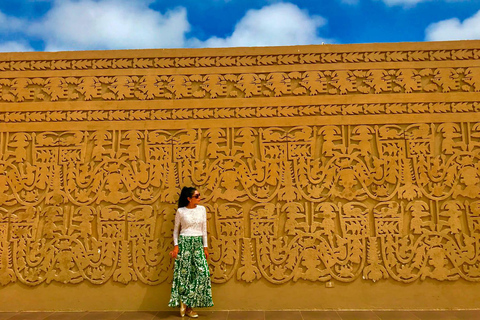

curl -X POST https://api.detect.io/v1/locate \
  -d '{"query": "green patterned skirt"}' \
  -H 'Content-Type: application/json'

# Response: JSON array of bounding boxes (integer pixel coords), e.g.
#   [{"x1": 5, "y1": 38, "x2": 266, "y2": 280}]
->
[{"x1": 168, "y1": 236, "x2": 214, "y2": 308}]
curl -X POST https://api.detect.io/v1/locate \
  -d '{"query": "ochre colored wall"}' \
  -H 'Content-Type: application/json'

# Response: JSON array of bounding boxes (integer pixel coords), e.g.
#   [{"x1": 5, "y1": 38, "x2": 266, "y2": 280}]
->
[{"x1": 0, "y1": 41, "x2": 480, "y2": 311}]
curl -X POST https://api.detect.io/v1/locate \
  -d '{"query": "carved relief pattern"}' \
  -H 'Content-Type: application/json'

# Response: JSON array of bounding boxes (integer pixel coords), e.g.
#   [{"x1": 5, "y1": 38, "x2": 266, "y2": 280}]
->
[
  {"x1": 1, "y1": 122, "x2": 480, "y2": 286},
  {"x1": 1, "y1": 67, "x2": 480, "y2": 103},
  {"x1": 1, "y1": 48, "x2": 479, "y2": 72},
  {"x1": 1, "y1": 43, "x2": 480, "y2": 288},
  {"x1": 2, "y1": 102, "x2": 480, "y2": 124}
]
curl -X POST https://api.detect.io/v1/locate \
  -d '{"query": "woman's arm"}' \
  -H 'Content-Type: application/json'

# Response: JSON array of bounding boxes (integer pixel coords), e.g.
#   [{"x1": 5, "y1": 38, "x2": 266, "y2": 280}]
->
[
  {"x1": 169, "y1": 209, "x2": 181, "y2": 259},
  {"x1": 202, "y1": 207, "x2": 209, "y2": 259}
]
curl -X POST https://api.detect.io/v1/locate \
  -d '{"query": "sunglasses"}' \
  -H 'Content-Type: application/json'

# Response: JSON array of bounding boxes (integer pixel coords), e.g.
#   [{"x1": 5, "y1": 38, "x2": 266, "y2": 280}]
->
[{"x1": 192, "y1": 194, "x2": 201, "y2": 199}]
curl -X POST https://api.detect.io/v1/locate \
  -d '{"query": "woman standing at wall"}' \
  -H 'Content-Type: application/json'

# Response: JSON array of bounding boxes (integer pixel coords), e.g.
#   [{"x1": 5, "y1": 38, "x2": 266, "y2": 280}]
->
[{"x1": 169, "y1": 187, "x2": 214, "y2": 318}]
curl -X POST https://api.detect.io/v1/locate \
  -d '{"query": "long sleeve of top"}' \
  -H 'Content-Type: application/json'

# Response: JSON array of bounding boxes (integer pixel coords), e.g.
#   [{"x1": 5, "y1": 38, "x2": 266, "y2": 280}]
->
[{"x1": 173, "y1": 205, "x2": 208, "y2": 247}]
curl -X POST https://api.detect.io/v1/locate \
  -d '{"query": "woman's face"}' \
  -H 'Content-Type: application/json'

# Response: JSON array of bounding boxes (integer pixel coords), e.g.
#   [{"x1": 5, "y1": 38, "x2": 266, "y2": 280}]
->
[{"x1": 188, "y1": 190, "x2": 201, "y2": 206}]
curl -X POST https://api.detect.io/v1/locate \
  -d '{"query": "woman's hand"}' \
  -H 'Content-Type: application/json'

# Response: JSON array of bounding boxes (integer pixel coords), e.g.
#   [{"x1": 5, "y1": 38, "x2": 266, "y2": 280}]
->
[
  {"x1": 169, "y1": 246, "x2": 179, "y2": 259},
  {"x1": 204, "y1": 247, "x2": 209, "y2": 259}
]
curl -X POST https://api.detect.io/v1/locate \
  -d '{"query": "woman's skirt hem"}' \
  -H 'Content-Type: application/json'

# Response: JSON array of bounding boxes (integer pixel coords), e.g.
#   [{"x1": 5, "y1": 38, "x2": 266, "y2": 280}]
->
[{"x1": 168, "y1": 236, "x2": 214, "y2": 308}]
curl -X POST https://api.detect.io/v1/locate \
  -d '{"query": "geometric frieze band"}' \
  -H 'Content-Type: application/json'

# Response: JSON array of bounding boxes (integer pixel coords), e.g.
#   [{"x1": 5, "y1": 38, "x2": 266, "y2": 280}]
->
[
  {"x1": 0, "y1": 102, "x2": 480, "y2": 123},
  {"x1": 0, "y1": 67, "x2": 480, "y2": 103},
  {"x1": 0, "y1": 102, "x2": 479, "y2": 124},
  {"x1": 0, "y1": 48, "x2": 479, "y2": 72},
  {"x1": 1, "y1": 123, "x2": 480, "y2": 286}
]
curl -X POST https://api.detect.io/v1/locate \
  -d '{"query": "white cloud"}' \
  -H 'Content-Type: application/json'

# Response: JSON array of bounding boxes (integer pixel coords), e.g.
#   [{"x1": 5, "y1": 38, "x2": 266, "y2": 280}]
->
[
  {"x1": 381, "y1": 0, "x2": 427, "y2": 6},
  {"x1": 0, "y1": 1, "x2": 332, "y2": 52},
  {"x1": 425, "y1": 10, "x2": 480, "y2": 41},
  {"x1": 30, "y1": 0, "x2": 190, "y2": 51},
  {"x1": 0, "y1": 10, "x2": 32, "y2": 52},
  {"x1": 0, "y1": 41, "x2": 33, "y2": 52},
  {"x1": 380, "y1": 0, "x2": 467, "y2": 7},
  {"x1": 0, "y1": 10, "x2": 27, "y2": 33},
  {"x1": 191, "y1": 3, "x2": 330, "y2": 48}
]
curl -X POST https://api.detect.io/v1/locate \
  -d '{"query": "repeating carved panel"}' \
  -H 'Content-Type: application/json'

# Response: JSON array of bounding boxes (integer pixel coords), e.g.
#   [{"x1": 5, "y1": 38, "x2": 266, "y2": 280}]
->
[
  {"x1": 0, "y1": 123, "x2": 480, "y2": 285},
  {"x1": 1, "y1": 67, "x2": 480, "y2": 102},
  {"x1": 1, "y1": 102, "x2": 479, "y2": 124},
  {"x1": 1, "y1": 48, "x2": 479, "y2": 72}
]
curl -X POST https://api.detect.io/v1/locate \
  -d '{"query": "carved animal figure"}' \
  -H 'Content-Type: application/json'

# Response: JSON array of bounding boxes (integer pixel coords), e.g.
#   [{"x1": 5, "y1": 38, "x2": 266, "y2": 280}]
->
[
  {"x1": 362, "y1": 70, "x2": 392, "y2": 94},
  {"x1": 264, "y1": 73, "x2": 291, "y2": 97},
  {"x1": 298, "y1": 71, "x2": 327, "y2": 95},
  {"x1": 201, "y1": 74, "x2": 227, "y2": 98},
  {"x1": 394, "y1": 69, "x2": 422, "y2": 93},
  {"x1": 462, "y1": 68, "x2": 480, "y2": 92},
  {"x1": 10, "y1": 78, "x2": 35, "y2": 102},
  {"x1": 318, "y1": 126, "x2": 345, "y2": 156},
  {"x1": 109, "y1": 76, "x2": 136, "y2": 99},
  {"x1": 431, "y1": 68, "x2": 459, "y2": 93},
  {"x1": 165, "y1": 75, "x2": 192, "y2": 99},
  {"x1": 77, "y1": 77, "x2": 102, "y2": 100},
  {"x1": 43, "y1": 77, "x2": 69, "y2": 101},
  {"x1": 329, "y1": 71, "x2": 357, "y2": 95},
  {"x1": 235, "y1": 74, "x2": 262, "y2": 98},
  {"x1": 137, "y1": 75, "x2": 163, "y2": 99},
  {"x1": 349, "y1": 126, "x2": 374, "y2": 156}
]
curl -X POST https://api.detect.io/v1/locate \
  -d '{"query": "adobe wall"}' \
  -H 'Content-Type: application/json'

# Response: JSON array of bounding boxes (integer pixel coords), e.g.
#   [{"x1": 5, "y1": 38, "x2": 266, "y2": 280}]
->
[{"x1": 0, "y1": 41, "x2": 480, "y2": 311}]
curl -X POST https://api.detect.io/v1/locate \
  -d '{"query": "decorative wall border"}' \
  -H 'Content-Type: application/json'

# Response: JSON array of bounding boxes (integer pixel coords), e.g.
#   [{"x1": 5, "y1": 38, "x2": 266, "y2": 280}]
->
[
  {"x1": 1, "y1": 102, "x2": 480, "y2": 124},
  {"x1": 1, "y1": 122, "x2": 480, "y2": 285},
  {"x1": 0, "y1": 67, "x2": 479, "y2": 103},
  {"x1": 1, "y1": 49, "x2": 479, "y2": 72}
]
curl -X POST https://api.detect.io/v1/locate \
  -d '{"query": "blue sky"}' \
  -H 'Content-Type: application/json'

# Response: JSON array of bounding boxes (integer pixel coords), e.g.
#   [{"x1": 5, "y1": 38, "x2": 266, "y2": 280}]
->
[{"x1": 0, "y1": 0, "x2": 479, "y2": 52}]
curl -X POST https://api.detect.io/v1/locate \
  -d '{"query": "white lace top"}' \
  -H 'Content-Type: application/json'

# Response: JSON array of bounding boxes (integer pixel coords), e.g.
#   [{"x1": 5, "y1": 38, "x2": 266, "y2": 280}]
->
[{"x1": 173, "y1": 205, "x2": 208, "y2": 247}]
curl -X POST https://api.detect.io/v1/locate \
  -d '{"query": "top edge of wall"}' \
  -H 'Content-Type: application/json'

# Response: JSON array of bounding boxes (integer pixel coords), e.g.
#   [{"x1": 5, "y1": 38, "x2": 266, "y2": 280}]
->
[{"x1": 0, "y1": 40, "x2": 479, "y2": 61}]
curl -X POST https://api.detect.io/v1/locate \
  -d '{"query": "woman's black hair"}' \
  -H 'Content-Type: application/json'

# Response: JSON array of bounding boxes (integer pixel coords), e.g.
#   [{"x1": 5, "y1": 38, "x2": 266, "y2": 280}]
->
[{"x1": 178, "y1": 187, "x2": 197, "y2": 208}]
